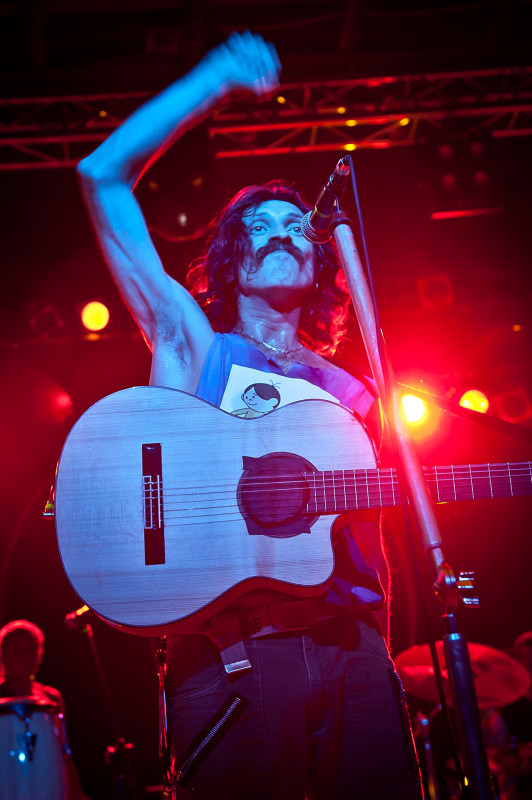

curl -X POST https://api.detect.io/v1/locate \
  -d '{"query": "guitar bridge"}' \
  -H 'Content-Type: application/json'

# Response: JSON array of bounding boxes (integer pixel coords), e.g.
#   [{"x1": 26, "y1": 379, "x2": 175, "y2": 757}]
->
[{"x1": 142, "y1": 443, "x2": 165, "y2": 565}]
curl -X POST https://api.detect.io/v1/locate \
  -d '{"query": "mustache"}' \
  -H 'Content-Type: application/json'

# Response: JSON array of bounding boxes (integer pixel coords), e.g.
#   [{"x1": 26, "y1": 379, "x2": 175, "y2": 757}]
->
[{"x1": 255, "y1": 238, "x2": 305, "y2": 268}]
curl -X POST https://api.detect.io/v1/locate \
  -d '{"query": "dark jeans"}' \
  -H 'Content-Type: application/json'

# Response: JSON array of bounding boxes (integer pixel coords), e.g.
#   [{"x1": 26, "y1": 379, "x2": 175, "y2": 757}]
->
[{"x1": 167, "y1": 614, "x2": 423, "y2": 799}]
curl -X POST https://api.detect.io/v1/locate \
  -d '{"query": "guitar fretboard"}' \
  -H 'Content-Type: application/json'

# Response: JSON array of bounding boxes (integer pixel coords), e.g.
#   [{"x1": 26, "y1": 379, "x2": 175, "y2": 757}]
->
[{"x1": 306, "y1": 462, "x2": 532, "y2": 514}]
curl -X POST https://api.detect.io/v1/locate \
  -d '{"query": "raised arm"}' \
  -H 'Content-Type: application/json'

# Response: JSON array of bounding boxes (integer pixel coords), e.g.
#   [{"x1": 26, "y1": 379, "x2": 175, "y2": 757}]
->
[{"x1": 77, "y1": 32, "x2": 280, "y2": 392}]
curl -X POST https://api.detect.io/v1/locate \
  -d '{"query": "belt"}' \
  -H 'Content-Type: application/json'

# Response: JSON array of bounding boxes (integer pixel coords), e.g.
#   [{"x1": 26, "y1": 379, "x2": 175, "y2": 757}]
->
[{"x1": 198, "y1": 598, "x2": 341, "y2": 675}]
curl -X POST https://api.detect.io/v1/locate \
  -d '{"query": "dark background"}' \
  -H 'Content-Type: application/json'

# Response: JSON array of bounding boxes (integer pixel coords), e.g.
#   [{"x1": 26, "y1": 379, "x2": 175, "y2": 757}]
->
[{"x1": 1, "y1": 2, "x2": 531, "y2": 796}]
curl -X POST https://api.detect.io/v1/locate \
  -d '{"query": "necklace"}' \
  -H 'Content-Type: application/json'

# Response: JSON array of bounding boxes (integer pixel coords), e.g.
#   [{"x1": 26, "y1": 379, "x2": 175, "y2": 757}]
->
[{"x1": 234, "y1": 330, "x2": 304, "y2": 356}]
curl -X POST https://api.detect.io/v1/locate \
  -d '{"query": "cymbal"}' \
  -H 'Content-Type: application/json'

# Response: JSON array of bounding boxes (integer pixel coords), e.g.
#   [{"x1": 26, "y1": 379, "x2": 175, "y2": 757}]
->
[{"x1": 395, "y1": 642, "x2": 530, "y2": 708}]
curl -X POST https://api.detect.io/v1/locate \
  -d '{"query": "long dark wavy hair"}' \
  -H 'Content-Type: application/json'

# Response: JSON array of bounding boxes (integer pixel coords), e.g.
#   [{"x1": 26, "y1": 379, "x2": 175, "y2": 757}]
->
[{"x1": 187, "y1": 181, "x2": 349, "y2": 356}]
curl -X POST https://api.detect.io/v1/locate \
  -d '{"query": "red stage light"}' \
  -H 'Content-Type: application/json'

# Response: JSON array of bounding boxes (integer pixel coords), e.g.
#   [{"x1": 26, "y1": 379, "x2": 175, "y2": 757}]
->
[
  {"x1": 81, "y1": 301, "x2": 110, "y2": 332},
  {"x1": 49, "y1": 389, "x2": 73, "y2": 423}
]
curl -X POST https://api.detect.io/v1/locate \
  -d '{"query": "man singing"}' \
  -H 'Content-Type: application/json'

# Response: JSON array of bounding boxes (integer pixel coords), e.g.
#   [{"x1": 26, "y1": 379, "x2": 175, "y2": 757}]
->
[{"x1": 77, "y1": 30, "x2": 422, "y2": 800}]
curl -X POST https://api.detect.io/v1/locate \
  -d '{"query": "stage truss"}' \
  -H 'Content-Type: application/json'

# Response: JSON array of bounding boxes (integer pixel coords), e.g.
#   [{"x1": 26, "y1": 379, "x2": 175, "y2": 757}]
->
[{"x1": 1, "y1": 66, "x2": 531, "y2": 170}]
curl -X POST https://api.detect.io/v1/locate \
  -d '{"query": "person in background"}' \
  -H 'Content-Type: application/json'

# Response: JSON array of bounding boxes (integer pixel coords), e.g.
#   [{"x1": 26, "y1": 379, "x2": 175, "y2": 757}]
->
[
  {"x1": 496, "y1": 632, "x2": 532, "y2": 799},
  {"x1": 0, "y1": 619, "x2": 85, "y2": 800}
]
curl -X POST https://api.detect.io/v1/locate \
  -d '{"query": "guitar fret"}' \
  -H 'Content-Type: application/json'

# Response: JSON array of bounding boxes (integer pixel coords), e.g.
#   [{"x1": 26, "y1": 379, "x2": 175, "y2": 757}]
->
[
  {"x1": 434, "y1": 465, "x2": 440, "y2": 503},
  {"x1": 143, "y1": 476, "x2": 152, "y2": 529},
  {"x1": 354, "y1": 471, "x2": 366, "y2": 509},
  {"x1": 327, "y1": 471, "x2": 336, "y2": 511},
  {"x1": 343, "y1": 469, "x2": 347, "y2": 511},
  {"x1": 471, "y1": 466, "x2": 484, "y2": 500},
  {"x1": 348, "y1": 470, "x2": 356, "y2": 511},
  {"x1": 157, "y1": 475, "x2": 162, "y2": 527},
  {"x1": 355, "y1": 472, "x2": 362, "y2": 509},
  {"x1": 470, "y1": 465, "x2": 492, "y2": 499},
  {"x1": 508, "y1": 462, "x2": 513, "y2": 497}
]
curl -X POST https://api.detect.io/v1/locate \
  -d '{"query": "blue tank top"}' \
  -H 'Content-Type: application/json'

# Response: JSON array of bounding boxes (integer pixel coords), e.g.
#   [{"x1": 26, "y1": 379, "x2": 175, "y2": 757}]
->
[{"x1": 196, "y1": 332, "x2": 384, "y2": 611}]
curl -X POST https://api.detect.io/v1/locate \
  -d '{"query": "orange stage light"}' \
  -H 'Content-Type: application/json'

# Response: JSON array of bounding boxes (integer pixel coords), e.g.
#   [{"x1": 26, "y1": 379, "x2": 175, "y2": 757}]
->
[
  {"x1": 81, "y1": 301, "x2": 110, "y2": 332},
  {"x1": 459, "y1": 389, "x2": 489, "y2": 414}
]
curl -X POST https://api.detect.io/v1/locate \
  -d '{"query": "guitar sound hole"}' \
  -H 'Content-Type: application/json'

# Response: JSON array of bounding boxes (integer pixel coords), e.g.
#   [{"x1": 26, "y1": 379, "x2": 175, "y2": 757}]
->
[{"x1": 237, "y1": 452, "x2": 317, "y2": 538}]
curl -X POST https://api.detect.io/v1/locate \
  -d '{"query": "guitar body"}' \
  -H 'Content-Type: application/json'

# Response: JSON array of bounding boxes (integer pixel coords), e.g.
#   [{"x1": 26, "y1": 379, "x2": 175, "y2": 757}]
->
[{"x1": 55, "y1": 386, "x2": 377, "y2": 633}]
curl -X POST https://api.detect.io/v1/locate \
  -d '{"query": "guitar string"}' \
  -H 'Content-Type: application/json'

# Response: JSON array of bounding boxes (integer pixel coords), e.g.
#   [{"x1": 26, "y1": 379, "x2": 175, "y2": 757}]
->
[
  {"x1": 145, "y1": 462, "x2": 532, "y2": 492},
  {"x1": 153, "y1": 466, "x2": 532, "y2": 501},
  {"x1": 145, "y1": 464, "x2": 532, "y2": 500},
  {"x1": 146, "y1": 472, "x2": 532, "y2": 522},
  {"x1": 154, "y1": 462, "x2": 532, "y2": 493},
  {"x1": 127, "y1": 478, "x2": 532, "y2": 527},
  {"x1": 84, "y1": 466, "x2": 531, "y2": 531},
  {"x1": 140, "y1": 464, "x2": 532, "y2": 521},
  {"x1": 158, "y1": 473, "x2": 532, "y2": 520},
  {"x1": 152, "y1": 479, "x2": 532, "y2": 519},
  {"x1": 159, "y1": 482, "x2": 529, "y2": 516},
  {"x1": 154, "y1": 480, "x2": 532, "y2": 512}
]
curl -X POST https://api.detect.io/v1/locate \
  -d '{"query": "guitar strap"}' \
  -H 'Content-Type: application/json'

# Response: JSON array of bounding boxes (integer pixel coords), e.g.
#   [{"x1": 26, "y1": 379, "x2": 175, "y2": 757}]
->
[{"x1": 198, "y1": 597, "x2": 340, "y2": 674}]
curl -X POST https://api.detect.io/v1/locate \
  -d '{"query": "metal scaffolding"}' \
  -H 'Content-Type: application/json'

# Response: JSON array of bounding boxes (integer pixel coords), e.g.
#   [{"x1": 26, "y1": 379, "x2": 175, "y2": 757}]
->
[{"x1": 1, "y1": 66, "x2": 531, "y2": 170}]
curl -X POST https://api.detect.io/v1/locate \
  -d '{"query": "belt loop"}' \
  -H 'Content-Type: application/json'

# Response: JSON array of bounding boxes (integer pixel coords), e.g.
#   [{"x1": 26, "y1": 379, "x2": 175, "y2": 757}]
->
[
  {"x1": 219, "y1": 641, "x2": 252, "y2": 674},
  {"x1": 200, "y1": 612, "x2": 252, "y2": 674}
]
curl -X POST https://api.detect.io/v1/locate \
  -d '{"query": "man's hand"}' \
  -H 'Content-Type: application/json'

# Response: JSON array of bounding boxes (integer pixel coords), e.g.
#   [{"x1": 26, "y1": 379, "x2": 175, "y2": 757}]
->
[{"x1": 205, "y1": 31, "x2": 281, "y2": 101}]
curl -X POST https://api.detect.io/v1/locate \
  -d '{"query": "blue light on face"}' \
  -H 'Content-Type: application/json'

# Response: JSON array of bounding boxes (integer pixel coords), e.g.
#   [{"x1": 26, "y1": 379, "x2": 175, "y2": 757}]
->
[{"x1": 18, "y1": 752, "x2": 26, "y2": 763}]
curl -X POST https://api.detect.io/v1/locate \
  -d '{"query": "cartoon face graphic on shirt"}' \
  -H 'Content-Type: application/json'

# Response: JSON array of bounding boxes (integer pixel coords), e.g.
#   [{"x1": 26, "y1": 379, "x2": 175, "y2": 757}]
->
[{"x1": 231, "y1": 382, "x2": 281, "y2": 418}]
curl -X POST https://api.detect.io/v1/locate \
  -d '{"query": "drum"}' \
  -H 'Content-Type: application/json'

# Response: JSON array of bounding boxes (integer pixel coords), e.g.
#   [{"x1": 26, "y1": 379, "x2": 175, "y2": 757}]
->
[{"x1": 0, "y1": 696, "x2": 69, "y2": 800}]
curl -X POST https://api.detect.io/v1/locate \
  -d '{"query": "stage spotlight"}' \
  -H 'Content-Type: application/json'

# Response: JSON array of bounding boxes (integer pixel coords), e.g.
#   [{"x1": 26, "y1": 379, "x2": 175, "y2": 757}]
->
[
  {"x1": 459, "y1": 389, "x2": 489, "y2": 414},
  {"x1": 50, "y1": 389, "x2": 73, "y2": 423},
  {"x1": 402, "y1": 394, "x2": 427, "y2": 423},
  {"x1": 493, "y1": 388, "x2": 532, "y2": 423},
  {"x1": 81, "y1": 301, "x2": 110, "y2": 332},
  {"x1": 28, "y1": 300, "x2": 64, "y2": 338},
  {"x1": 417, "y1": 272, "x2": 454, "y2": 310}
]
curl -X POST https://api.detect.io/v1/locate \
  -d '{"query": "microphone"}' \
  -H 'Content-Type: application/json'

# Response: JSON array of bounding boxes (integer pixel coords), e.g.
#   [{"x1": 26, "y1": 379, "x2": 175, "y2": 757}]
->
[
  {"x1": 301, "y1": 157, "x2": 350, "y2": 244},
  {"x1": 64, "y1": 604, "x2": 90, "y2": 630}
]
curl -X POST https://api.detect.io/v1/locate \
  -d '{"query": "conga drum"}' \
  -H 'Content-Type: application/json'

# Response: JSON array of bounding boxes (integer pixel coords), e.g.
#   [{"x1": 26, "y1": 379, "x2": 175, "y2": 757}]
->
[{"x1": 0, "y1": 696, "x2": 69, "y2": 800}]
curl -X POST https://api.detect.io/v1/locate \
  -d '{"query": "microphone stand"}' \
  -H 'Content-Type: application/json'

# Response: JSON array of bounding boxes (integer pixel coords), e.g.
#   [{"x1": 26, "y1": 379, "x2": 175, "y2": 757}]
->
[
  {"x1": 81, "y1": 622, "x2": 142, "y2": 800},
  {"x1": 331, "y1": 208, "x2": 495, "y2": 800}
]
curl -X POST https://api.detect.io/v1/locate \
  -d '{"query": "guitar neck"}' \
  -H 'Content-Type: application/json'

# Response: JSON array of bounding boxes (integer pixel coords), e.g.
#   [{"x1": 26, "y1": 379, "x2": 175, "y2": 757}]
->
[{"x1": 307, "y1": 462, "x2": 532, "y2": 514}]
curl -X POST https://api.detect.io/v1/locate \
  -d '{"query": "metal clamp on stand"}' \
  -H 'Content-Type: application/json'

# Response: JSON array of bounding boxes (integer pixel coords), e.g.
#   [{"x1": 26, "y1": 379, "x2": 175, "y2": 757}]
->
[
  {"x1": 155, "y1": 636, "x2": 177, "y2": 798},
  {"x1": 435, "y1": 567, "x2": 493, "y2": 799}
]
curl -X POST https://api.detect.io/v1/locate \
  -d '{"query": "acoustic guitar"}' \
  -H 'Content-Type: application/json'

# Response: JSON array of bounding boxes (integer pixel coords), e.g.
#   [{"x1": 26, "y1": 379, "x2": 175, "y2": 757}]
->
[{"x1": 54, "y1": 386, "x2": 532, "y2": 634}]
